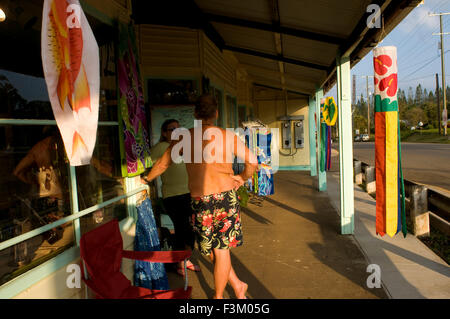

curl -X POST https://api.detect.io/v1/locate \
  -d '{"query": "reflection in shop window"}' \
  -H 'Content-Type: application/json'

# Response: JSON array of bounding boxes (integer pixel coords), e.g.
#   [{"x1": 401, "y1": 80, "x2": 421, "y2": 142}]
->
[
  {"x1": 0, "y1": 70, "x2": 54, "y2": 120},
  {"x1": 76, "y1": 126, "x2": 126, "y2": 235},
  {"x1": 0, "y1": 125, "x2": 74, "y2": 286}
]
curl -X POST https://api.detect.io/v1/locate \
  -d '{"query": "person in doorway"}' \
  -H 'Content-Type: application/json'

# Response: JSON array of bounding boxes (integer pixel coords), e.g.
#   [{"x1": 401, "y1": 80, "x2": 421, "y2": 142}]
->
[
  {"x1": 142, "y1": 94, "x2": 258, "y2": 299},
  {"x1": 145, "y1": 119, "x2": 200, "y2": 276}
]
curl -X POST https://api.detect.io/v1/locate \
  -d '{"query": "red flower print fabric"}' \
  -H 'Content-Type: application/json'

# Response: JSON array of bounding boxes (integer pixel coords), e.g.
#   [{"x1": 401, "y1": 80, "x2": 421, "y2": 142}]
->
[
  {"x1": 191, "y1": 189, "x2": 243, "y2": 256},
  {"x1": 378, "y1": 73, "x2": 397, "y2": 97},
  {"x1": 374, "y1": 55, "x2": 392, "y2": 76}
]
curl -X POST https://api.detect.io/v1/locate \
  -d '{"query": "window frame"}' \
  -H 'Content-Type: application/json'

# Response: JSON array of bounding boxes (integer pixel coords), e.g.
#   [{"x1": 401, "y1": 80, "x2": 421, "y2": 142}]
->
[{"x1": 0, "y1": 2, "x2": 146, "y2": 297}]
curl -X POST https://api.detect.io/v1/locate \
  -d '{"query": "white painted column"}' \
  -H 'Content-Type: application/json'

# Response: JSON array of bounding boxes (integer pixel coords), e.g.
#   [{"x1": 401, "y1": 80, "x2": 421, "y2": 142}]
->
[{"x1": 336, "y1": 55, "x2": 355, "y2": 234}]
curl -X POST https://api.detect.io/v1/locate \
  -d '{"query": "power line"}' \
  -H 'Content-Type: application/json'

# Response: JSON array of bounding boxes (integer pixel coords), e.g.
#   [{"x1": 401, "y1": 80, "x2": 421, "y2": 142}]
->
[{"x1": 402, "y1": 49, "x2": 450, "y2": 79}]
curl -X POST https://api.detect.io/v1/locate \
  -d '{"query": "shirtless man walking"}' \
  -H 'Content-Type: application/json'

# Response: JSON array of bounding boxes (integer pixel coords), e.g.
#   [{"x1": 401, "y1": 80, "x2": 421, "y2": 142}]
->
[{"x1": 143, "y1": 94, "x2": 257, "y2": 299}]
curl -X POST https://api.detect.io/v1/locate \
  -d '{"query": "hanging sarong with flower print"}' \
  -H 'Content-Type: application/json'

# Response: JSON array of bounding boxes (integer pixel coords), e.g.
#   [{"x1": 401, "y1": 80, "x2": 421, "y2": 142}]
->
[{"x1": 117, "y1": 23, "x2": 152, "y2": 176}]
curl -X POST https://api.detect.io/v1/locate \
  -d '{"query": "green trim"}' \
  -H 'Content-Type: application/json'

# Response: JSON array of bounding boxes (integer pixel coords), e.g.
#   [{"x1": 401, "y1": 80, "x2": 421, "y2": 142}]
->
[
  {"x1": 0, "y1": 186, "x2": 147, "y2": 251},
  {"x1": 69, "y1": 166, "x2": 81, "y2": 246},
  {"x1": 278, "y1": 165, "x2": 311, "y2": 171},
  {"x1": 374, "y1": 95, "x2": 398, "y2": 112},
  {"x1": 0, "y1": 217, "x2": 136, "y2": 299},
  {"x1": 0, "y1": 246, "x2": 80, "y2": 299},
  {"x1": 308, "y1": 97, "x2": 317, "y2": 177},
  {"x1": 80, "y1": 0, "x2": 115, "y2": 26},
  {"x1": 315, "y1": 89, "x2": 326, "y2": 191}
]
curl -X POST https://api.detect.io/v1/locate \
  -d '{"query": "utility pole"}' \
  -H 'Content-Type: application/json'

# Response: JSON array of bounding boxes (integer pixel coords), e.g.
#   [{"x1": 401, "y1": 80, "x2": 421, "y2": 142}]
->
[
  {"x1": 361, "y1": 75, "x2": 373, "y2": 135},
  {"x1": 366, "y1": 76, "x2": 370, "y2": 136},
  {"x1": 440, "y1": 15, "x2": 447, "y2": 136},
  {"x1": 436, "y1": 73, "x2": 441, "y2": 135},
  {"x1": 430, "y1": 12, "x2": 449, "y2": 135}
]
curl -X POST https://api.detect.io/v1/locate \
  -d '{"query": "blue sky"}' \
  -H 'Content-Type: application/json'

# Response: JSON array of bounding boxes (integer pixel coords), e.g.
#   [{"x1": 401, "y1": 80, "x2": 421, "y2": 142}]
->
[{"x1": 331, "y1": 0, "x2": 450, "y2": 102}]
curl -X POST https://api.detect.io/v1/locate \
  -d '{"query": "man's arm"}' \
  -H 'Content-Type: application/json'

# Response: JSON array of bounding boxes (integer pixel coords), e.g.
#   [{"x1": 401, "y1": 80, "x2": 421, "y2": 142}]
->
[
  {"x1": 142, "y1": 143, "x2": 174, "y2": 183},
  {"x1": 231, "y1": 133, "x2": 258, "y2": 188},
  {"x1": 13, "y1": 152, "x2": 36, "y2": 184}
]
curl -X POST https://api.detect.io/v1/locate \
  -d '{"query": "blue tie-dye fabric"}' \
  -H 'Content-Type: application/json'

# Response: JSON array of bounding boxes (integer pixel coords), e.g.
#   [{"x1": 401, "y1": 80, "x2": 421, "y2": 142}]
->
[{"x1": 134, "y1": 197, "x2": 169, "y2": 290}]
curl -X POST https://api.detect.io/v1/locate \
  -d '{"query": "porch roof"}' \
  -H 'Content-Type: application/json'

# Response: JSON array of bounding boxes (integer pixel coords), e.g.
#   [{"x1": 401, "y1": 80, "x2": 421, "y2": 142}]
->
[{"x1": 132, "y1": 0, "x2": 421, "y2": 96}]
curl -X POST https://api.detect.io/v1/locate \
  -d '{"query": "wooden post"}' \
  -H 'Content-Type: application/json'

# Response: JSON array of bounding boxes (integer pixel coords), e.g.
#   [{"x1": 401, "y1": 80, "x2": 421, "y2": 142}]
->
[
  {"x1": 410, "y1": 185, "x2": 430, "y2": 237},
  {"x1": 365, "y1": 166, "x2": 376, "y2": 195},
  {"x1": 354, "y1": 160, "x2": 362, "y2": 185}
]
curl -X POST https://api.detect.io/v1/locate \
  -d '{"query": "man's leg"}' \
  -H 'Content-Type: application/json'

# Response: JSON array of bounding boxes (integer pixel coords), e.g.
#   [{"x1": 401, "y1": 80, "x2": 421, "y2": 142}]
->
[
  {"x1": 211, "y1": 249, "x2": 247, "y2": 299},
  {"x1": 212, "y1": 248, "x2": 231, "y2": 299}
]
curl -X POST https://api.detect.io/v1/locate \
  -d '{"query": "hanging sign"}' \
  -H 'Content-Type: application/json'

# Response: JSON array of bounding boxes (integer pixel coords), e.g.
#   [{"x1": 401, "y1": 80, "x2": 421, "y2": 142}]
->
[{"x1": 42, "y1": 0, "x2": 100, "y2": 166}]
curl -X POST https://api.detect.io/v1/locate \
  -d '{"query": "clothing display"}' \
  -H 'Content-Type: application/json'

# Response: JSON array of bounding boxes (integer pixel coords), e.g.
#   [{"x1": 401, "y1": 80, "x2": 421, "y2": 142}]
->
[
  {"x1": 373, "y1": 46, "x2": 406, "y2": 238},
  {"x1": 244, "y1": 125, "x2": 274, "y2": 196},
  {"x1": 320, "y1": 97, "x2": 337, "y2": 172},
  {"x1": 134, "y1": 197, "x2": 169, "y2": 290},
  {"x1": 191, "y1": 189, "x2": 243, "y2": 256}
]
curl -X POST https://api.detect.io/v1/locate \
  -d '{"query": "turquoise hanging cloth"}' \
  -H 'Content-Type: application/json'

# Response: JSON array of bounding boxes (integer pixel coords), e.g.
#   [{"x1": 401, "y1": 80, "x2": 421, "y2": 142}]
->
[{"x1": 134, "y1": 197, "x2": 169, "y2": 290}]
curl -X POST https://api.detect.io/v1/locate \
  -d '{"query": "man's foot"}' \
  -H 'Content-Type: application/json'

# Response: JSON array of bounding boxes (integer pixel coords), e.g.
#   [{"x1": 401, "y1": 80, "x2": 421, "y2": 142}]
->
[{"x1": 234, "y1": 282, "x2": 248, "y2": 299}]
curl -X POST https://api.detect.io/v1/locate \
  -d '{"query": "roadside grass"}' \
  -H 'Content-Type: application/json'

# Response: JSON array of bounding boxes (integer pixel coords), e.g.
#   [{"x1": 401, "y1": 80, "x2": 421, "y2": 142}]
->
[{"x1": 400, "y1": 128, "x2": 450, "y2": 144}]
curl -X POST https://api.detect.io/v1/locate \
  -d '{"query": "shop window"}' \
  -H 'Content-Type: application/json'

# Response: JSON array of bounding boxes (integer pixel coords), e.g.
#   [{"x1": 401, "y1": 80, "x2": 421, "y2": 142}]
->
[
  {"x1": 0, "y1": 124, "x2": 74, "y2": 286},
  {"x1": 0, "y1": 1, "x2": 126, "y2": 288},
  {"x1": 76, "y1": 125, "x2": 125, "y2": 235}
]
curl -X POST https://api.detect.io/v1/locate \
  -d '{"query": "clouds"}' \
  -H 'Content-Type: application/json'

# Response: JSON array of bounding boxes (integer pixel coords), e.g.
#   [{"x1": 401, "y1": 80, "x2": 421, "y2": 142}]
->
[{"x1": 398, "y1": 3, "x2": 439, "y2": 35}]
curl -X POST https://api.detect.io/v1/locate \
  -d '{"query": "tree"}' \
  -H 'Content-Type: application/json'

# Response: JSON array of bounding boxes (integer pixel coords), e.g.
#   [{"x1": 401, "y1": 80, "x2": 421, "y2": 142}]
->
[
  {"x1": 415, "y1": 84, "x2": 423, "y2": 105},
  {"x1": 405, "y1": 107, "x2": 425, "y2": 127},
  {"x1": 407, "y1": 86, "x2": 414, "y2": 105}
]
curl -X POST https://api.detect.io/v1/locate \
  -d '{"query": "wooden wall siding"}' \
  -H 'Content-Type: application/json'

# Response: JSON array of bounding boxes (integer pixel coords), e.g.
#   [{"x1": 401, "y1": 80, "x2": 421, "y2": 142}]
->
[
  {"x1": 138, "y1": 26, "x2": 201, "y2": 77},
  {"x1": 236, "y1": 71, "x2": 254, "y2": 107},
  {"x1": 201, "y1": 34, "x2": 236, "y2": 95}
]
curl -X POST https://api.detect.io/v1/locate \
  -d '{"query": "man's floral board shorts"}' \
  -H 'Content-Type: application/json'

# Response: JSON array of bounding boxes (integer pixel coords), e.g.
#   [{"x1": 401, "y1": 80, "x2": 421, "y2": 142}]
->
[{"x1": 191, "y1": 189, "x2": 243, "y2": 256}]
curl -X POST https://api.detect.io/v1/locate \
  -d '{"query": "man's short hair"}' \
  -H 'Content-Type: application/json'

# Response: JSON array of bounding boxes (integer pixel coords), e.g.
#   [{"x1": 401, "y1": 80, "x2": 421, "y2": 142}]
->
[{"x1": 195, "y1": 94, "x2": 218, "y2": 120}]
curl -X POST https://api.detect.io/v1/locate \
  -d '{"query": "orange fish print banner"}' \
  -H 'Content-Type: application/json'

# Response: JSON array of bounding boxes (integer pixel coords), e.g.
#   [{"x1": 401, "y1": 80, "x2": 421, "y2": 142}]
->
[{"x1": 41, "y1": 0, "x2": 99, "y2": 166}]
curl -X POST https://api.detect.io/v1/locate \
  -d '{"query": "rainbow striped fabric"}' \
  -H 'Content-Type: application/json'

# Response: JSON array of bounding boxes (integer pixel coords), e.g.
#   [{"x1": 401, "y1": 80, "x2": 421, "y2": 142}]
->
[{"x1": 373, "y1": 46, "x2": 406, "y2": 238}]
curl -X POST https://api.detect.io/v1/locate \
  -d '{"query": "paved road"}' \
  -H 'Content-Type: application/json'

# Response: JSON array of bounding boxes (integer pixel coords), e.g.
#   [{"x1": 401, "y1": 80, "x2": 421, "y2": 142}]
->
[{"x1": 352, "y1": 142, "x2": 450, "y2": 193}]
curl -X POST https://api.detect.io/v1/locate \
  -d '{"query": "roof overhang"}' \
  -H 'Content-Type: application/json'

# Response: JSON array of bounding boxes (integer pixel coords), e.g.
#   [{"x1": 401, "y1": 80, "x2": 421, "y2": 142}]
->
[{"x1": 132, "y1": 0, "x2": 422, "y2": 97}]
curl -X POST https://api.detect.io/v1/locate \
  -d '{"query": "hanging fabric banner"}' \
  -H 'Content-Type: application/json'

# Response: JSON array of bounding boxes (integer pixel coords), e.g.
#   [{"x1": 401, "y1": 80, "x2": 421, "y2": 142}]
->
[
  {"x1": 117, "y1": 23, "x2": 152, "y2": 177},
  {"x1": 42, "y1": 0, "x2": 100, "y2": 166},
  {"x1": 373, "y1": 46, "x2": 406, "y2": 238},
  {"x1": 320, "y1": 97, "x2": 337, "y2": 172}
]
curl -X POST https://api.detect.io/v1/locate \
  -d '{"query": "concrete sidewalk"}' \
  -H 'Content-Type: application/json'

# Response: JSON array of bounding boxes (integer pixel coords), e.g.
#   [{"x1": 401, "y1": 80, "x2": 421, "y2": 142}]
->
[
  {"x1": 327, "y1": 159, "x2": 450, "y2": 299},
  {"x1": 167, "y1": 168, "x2": 388, "y2": 299}
]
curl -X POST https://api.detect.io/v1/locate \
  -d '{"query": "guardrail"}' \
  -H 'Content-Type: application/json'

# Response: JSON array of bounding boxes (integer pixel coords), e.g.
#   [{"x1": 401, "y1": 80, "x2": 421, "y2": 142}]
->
[{"x1": 353, "y1": 159, "x2": 450, "y2": 237}]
